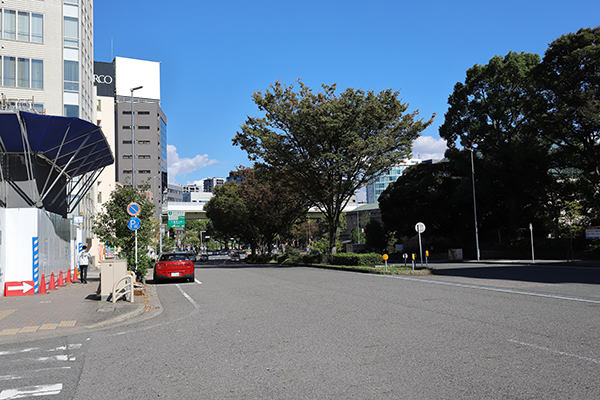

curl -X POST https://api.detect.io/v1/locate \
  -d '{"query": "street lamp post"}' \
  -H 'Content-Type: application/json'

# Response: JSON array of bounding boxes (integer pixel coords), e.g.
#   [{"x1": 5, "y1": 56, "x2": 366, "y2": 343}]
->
[
  {"x1": 130, "y1": 85, "x2": 143, "y2": 188},
  {"x1": 200, "y1": 230, "x2": 206, "y2": 253},
  {"x1": 469, "y1": 148, "x2": 481, "y2": 261}
]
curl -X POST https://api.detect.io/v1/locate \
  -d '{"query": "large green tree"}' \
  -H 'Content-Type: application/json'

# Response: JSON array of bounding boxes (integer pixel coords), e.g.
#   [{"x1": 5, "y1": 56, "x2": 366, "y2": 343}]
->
[
  {"x1": 205, "y1": 181, "x2": 255, "y2": 249},
  {"x1": 439, "y1": 51, "x2": 554, "y2": 241},
  {"x1": 379, "y1": 155, "x2": 473, "y2": 246},
  {"x1": 93, "y1": 185, "x2": 156, "y2": 277},
  {"x1": 235, "y1": 167, "x2": 309, "y2": 253},
  {"x1": 233, "y1": 80, "x2": 434, "y2": 255},
  {"x1": 534, "y1": 26, "x2": 600, "y2": 222}
]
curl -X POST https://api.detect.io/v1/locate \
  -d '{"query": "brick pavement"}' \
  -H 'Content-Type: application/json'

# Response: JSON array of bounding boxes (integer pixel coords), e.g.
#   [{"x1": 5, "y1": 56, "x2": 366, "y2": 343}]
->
[{"x1": 0, "y1": 267, "x2": 147, "y2": 342}]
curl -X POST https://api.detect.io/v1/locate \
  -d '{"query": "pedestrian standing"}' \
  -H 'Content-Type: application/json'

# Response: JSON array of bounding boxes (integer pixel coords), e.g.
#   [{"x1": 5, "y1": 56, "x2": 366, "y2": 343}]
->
[{"x1": 78, "y1": 245, "x2": 91, "y2": 284}]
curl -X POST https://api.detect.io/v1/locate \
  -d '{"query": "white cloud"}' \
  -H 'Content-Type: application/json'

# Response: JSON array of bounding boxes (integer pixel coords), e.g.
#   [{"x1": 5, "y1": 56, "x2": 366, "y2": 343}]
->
[
  {"x1": 167, "y1": 144, "x2": 218, "y2": 182},
  {"x1": 412, "y1": 136, "x2": 447, "y2": 160}
]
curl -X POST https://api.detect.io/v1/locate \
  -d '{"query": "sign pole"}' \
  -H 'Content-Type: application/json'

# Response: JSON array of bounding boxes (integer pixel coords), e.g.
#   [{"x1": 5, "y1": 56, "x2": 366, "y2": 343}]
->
[{"x1": 415, "y1": 222, "x2": 426, "y2": 269}]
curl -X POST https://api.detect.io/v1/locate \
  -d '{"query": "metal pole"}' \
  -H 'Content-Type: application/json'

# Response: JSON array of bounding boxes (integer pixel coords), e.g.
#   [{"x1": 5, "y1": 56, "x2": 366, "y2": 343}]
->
[
  {"x1": 135, "y1": 229, "x2": 138, "y2": 271},
  {"x1": 530, "y1": 223, "x2": 535, "y2": 263},
  {"x1": 418, "y1": 231, "x2": 423, "y2": 268},
  {"x1": 356, "y1": 206, "x2": 360, "y2": 245},
  {"x1": 470, "y1": 149, "x2": 481, "y2": 261}
]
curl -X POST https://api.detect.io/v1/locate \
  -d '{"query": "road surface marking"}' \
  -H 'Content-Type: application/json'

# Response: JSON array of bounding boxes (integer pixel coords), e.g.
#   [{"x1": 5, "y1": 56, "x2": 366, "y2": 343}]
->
[
  {"x1": 508, "y1": 339, "x2": 600, "y2": 364},
  {"x1": 0, "y1": 383, "x2": 62, "y2": 399},
  {"x1": 376, "y1": 274, "x2": 600, "y2": 304}
]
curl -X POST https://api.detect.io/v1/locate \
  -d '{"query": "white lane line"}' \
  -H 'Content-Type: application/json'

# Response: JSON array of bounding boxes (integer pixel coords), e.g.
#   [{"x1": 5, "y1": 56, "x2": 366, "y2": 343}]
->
[
  {"x1": 0, "y1": 348, "x2": 39, "y2": 357},
  {"x1": 107, "y1": 283, "x2": 201, "y2": 338},
  {"x1": 195, "y1": 278, "x2": 202, "y2": 284},
  {"x1": 508, "y1": 339, "x2": 600, "y2": 365},
  {"x1": 176, "y1": 284, "x2": 201, "y2": 309},
  {"x1": 376, "y1": 274, "x2": 600, "y2": 304},
  {"x1": 0, "y1": 383, "x2": 62, "y2": 399}
]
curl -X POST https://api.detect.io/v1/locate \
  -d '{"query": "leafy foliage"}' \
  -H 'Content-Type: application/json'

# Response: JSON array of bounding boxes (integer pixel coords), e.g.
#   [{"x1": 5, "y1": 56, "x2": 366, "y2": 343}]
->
[
  {"x1": 92, "y1": 185, "x2": 156, "y2": 277},
  {"x1": 233, "y1": 80, "x2": 434, "y2": 255}
]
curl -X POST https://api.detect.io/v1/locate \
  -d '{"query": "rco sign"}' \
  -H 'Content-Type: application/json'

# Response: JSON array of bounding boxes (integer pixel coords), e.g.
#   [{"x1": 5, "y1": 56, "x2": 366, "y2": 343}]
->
[{"x1": 94, "y1": 74, "x2": 113, "y2": 84}]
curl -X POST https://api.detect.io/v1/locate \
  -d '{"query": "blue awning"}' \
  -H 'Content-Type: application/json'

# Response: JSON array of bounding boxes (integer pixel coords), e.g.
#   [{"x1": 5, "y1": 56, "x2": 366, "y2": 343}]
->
[{"x1": 0, "y1": 111, "x2": 114, "y2": 178}]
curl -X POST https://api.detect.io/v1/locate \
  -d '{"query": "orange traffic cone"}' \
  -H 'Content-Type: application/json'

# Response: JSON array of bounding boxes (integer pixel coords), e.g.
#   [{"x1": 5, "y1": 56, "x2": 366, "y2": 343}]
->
[
  {"x1": 57, "y1": 270, "x2": 65, "y2": 287},
  {"x1": 38, "y1": 274, "x2": 48, "y2": 294},
  {"x1": 66, "y1": 268, "x2": 71, "y2": 284},
  {"x1": 49, "y1": 272, "x2": 56, "y2": 290},
  {"x1": 72, "y1": 267, "x2": 79, "y2": 283}
]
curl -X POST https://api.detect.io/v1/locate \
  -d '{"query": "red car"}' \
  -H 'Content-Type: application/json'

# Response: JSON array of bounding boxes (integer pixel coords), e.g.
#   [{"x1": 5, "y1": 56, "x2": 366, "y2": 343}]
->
[{"x1": 154, "y1": 252, "x2": 195, "y2": 283}]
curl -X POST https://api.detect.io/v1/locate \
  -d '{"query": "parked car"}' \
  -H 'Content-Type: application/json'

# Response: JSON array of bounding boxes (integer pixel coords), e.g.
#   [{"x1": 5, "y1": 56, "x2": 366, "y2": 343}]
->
[
  {"x1": 154, "y1": 252, "x2": 195, "y2": 283},
  {"x1": 230, "y1": 252, "x2": 241, "y2": 262},
  {"x1": 198, "y1": 253, "x2": 209, "y2": 262}
]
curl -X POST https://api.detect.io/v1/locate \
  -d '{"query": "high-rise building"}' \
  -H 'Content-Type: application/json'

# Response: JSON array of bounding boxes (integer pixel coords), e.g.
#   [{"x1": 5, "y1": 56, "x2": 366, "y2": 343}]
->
[
  {"x1": 366, "y1": 159, "x2": 422, "y2": 203},
  {"x1": 0, "y1": 0, "x2": 95, "y2": 120},
  {"x1": 94, "y1": 57, "x2": 168, "y2": 221}
]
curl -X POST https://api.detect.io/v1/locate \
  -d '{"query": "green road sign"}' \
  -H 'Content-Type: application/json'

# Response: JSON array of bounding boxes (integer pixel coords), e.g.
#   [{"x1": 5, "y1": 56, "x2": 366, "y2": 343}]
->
[{"x1": 168, "y1": 211, "x2": 185, "y2": 228}]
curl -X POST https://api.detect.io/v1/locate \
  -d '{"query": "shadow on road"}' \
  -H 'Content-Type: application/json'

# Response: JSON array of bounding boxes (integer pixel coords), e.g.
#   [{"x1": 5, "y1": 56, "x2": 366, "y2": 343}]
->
[{"x1": 432, "y1": 263, "x2": 600, "y2": 285}]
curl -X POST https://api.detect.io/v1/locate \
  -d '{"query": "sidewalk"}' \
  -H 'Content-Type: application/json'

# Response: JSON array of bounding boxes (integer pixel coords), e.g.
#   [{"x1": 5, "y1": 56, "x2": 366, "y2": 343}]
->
[{"x1": 0, "y1": 266, "x2": 157, "y2": 344}]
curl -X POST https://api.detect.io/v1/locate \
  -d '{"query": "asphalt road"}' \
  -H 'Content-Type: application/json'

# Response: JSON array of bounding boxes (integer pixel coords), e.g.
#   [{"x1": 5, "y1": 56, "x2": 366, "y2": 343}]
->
[{"x1": 1, "y1": 261, "x2": 599, "y2": 399}]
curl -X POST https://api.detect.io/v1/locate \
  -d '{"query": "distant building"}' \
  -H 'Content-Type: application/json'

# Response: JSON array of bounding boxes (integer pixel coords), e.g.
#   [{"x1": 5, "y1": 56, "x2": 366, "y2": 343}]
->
[
  {"x1": 201, "y1": 177, "x2": 225, "y2": 193},
  {"x1": 167, "y1": 184, "x2": 184, "y2": 203},
  {"x1": 366, "y1": 159, "x2": 422, "y2": 203}
]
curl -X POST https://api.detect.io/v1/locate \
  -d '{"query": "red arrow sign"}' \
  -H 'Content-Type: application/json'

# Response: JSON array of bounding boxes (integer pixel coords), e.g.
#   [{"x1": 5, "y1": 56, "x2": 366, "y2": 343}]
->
[{"x1": 5, "y1": 281, "x2": 35, "y2": 296}]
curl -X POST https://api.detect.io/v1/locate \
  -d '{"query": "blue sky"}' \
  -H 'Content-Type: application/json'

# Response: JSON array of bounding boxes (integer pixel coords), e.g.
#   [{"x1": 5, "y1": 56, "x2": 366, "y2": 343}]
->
[{"x1": 94, "y1": 0, "x2": 599, "y2": 187}]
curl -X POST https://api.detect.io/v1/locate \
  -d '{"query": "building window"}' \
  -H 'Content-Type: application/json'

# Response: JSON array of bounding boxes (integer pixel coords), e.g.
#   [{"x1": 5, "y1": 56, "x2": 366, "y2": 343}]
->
[
  {"x1": 138, "y1": 111, "x2": 150, "y2": 115},
  {"x1": 123, "y1": 154, "x2": 132, "y2": 159},
  {"x1": 64, "y1": 105, "x2": 78, "y2": 118},
  {"x1": 4, "y1": 10, "x2": 16, "y2": 40},
  {"x1": 138, "y1": 154, "x2": 151, "y2": 159},
  {"x1": 31, "y1": 14, "x2": 43, "y2": 43},
  {"x1": 138, "y1": 126, "x2": 150, "y2": 130},
  {"x1": 3, "y1": 56, "x2": 15, "y2": 87},
  {"x1": 123, "y1": 170, "x2": 133, "y2": 174},
  {"x1": 17, "y1": 12, "x2": 29, "y2": 41},
  {"x1": 64, "y1": 60, "x2": 79, "y2": 91},
  {"x1": 63, "y1": 17, "x2": 78, "y2": 48},
  {"x1": 122, "y1": 140, "x2": 132, "y2": 144},
  {"x1": 31, "y1": 59, "x2": 43, "y2": 89},
  {"x1": 17, "y1": 58, "x2": 29, "y2": 88},
  {"x1": 138, "y1": 140, "x2": 150, "y2": 144},
  {"x1": 139, "y1": 170, "x2": 151, "y2": 174}
]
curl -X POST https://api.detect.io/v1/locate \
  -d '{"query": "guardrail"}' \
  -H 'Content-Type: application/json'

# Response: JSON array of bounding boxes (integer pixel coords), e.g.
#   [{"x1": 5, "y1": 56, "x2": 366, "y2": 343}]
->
[{"x1": 111, "y1": 271, "x2": 136, "y2": 303}]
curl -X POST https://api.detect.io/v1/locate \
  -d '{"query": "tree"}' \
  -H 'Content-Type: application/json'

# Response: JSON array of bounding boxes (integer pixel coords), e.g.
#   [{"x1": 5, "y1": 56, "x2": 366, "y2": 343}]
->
[
  {"x1": 534, "y1": 26, "x2": 600, "y2": 221},
  {"x1": 233, "y1": 80, "x2": 434, "y2": 256},
  {"x1": 235, "y1": 167, "x2": 310, "y2": 253},
  {"x1": 439, "y1": 51, "x2": 554, "y2": 242},
  {"x1": 205, "y1": 181, "x2": 255, "y2": 249},
  {"x1": 535, "y1": 27, "x2": 600, "y2": 177},
  {"x1": 379, "y1": 157, "x2": 472, "y2": 246},
  {"x1": 93, "y1": 185, "x2": 156, "y2": 277}
]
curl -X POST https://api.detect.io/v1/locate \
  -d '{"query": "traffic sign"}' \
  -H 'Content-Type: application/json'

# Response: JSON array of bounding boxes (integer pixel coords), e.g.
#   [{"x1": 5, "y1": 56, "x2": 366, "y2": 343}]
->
[
  {"x1": 168, "y1": 211, "x2": 185, "y2": 228},
  {"x1": 5, "y1": 281, "x2": 35, "y2": 296},
  {"x1": 415, "y1": 222, "x2": 426, "y2": 233},
  {"x1": 127, "y1": 202, "x2": 141, "y2": 216},
  {"x1": 128, "y1": 217, "x2": 141, "y2": 231}
]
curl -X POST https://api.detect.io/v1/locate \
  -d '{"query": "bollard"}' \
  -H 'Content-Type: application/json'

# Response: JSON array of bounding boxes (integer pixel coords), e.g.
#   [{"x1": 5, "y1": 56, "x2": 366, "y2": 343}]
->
[{"x1": 412, "y1": 254, "x2": 416, "y2": 271}]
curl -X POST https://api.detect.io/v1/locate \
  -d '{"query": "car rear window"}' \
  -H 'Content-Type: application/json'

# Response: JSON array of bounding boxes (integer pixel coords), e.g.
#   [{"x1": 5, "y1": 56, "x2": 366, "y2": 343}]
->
[{"x1": 160, "y1": 254, "x2": 188, "y2": 261}]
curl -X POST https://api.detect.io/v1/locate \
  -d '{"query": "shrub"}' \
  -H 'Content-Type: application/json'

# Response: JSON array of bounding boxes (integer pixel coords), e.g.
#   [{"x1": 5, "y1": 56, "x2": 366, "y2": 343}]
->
[
  {"x1": 331, "y1": 253, "x2": 360, "y2": 266},
  {"x1": 359, "y1": 253, "x2": 384, "y2": 265},
  {"x1": 303, "y1": 253, "x2": 324, "y2": 264}
]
